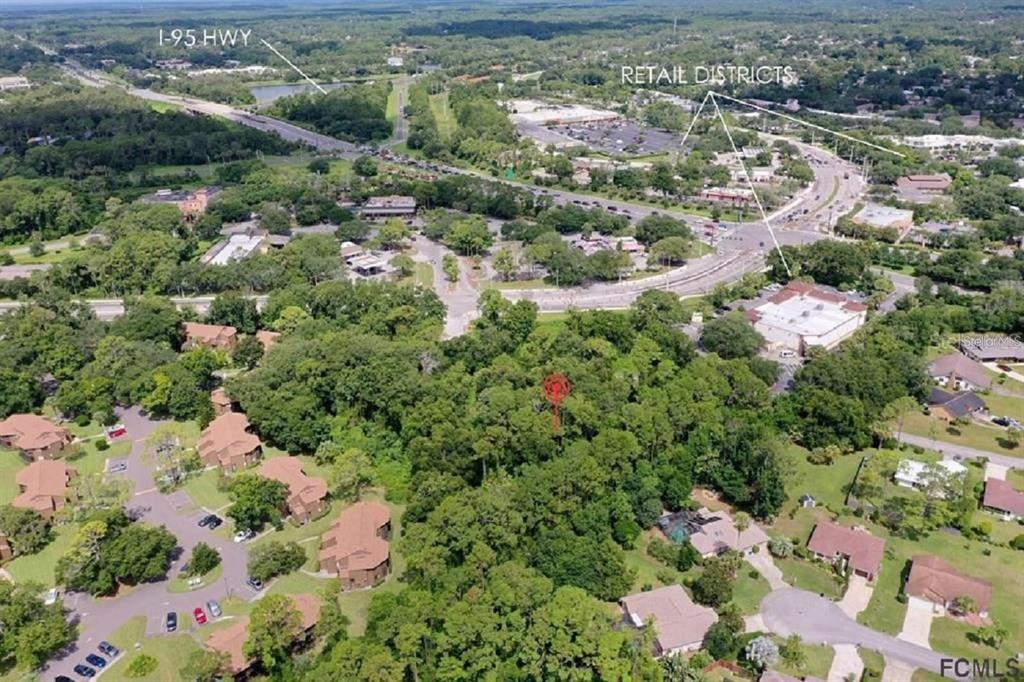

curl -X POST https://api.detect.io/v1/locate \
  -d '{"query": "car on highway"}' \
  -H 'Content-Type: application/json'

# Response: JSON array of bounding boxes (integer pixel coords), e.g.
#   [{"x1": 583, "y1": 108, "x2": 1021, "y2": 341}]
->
[
  {"x1": 73, "y1": 664, "x2": 96, "y2": 678},
  {"x1": 85, "y1": 654, "x2": 106, "y2": 669},
  {"x1": 247, "y1": 576, "x2": 264, "y2": 591},
  {"x1": 193, "y1": 607, "x2": 208, "y2": 625},
  {"x1": 165, "y1": 612, "x2": 177, "y2": 632},
  {"x1": 98, "y1": 641, "x2": 120, "y2": 658},
  {"x1": 206, "y1": 599, "x2": 222, "y2": 618}
]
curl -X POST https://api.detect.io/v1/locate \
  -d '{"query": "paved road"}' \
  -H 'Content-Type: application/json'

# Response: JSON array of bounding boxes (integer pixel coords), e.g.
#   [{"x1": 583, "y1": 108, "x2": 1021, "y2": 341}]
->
[
  {"x1": 45, "y1": 407, "x2": 257, "y2": 680},
  {"x1": 383, "y1": 76, "x2": 412, "y2": 150},
  {"x1": 761, "y1": 588, "x2": 965, "y2": 679},
  {"x1": 411, "y1": 238, "x2": 479, "y2": 337},
  {"x1": 896, "y1": 432, "x2": 1024, "y2": 469}
]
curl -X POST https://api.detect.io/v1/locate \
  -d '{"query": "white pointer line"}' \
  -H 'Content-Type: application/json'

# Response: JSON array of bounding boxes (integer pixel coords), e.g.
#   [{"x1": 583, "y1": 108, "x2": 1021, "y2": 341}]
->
[
  {"x1": 260, "y1": 39, "x2": 327, "y2": 95},
  {"x1": 679, "y1": 90, "x2": 712, "y2": 151},
  {"x1": 709, "y1": 90, "x2": 906, "y2": 158},
  {"x1": 710, "y1": 92, "x2": 792, "y2": 278}
]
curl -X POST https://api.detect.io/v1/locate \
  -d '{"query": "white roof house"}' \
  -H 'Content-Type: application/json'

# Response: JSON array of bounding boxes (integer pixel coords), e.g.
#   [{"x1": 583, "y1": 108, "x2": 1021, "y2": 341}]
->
[
  {"x1": 206, "y1": 234, "x2": 265, "y2": 266},
  {"x1": 894, "y1": 459, "x2": 967, "y2": 494}
]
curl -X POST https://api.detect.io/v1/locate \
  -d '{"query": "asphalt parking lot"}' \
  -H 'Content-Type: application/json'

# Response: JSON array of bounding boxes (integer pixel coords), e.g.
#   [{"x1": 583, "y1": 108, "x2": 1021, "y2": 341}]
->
[{"x1": 551, "y1": 120, "x2": 682, "y2": 155}]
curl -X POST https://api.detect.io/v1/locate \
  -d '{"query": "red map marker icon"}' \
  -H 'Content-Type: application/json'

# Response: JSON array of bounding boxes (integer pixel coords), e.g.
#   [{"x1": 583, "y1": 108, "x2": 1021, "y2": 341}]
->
[{"x1": 542, "y1": 373, "x2": 572, "y2": 432}]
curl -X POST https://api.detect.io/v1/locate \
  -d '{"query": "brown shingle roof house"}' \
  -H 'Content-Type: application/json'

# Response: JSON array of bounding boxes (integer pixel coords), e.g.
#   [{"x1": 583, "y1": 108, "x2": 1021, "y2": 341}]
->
[
  {"x1": 319, "y1": 501, "x2": 390, "y2": 590},
  {"x1": 255, "y1": 330, "x2": 281, "y2": 351},
  {"x1": 928, "y1": 352, "x2": 992, "y2": 391},
  {"x1": 905, "y1": 555, "x2": 992, "y2": 617},
  {"x1": 13, "y1": 460, "x2": 76, "y2": 518},
  {"x1": 982, "y1": 477, "x2": 1024, "y2": 520},
  {"x1": 807, "y1": 521, "x2": 886, "y2": 581},
  {"x1": 183, "y1": 322, "x2": 238, "y2": 350},
  {"x1": 257, "y1": 457, "x2": 328, "y2": 524},
  {"x1": 197, "y1": 412, "x2": 262, "y2": 472},
  {"x1": 205, "y1": 593, "x2": 320, "y2": 675},
  {"x1": 210, "y1": 387, "x2": 233, "y2": 417},
  {"x1": 686, "y1": 508, "x2": 769, "y2": 557},
  {"x1": 620, "y1": 585, "x2": 718, "y2": 656},
  {"x1": 0, "y1": 414, "x2": 72, "y2": 459}
]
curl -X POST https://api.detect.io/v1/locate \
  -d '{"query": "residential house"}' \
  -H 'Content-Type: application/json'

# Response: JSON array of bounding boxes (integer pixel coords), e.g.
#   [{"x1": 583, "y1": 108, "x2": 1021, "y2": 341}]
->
[
  {"x1": 927, "y1": 388, "x2": 986, "y2": 422},
  {"x1": 255, "y1": 330, "x2": 281, "y2": 351},
  {"x1": 319, "y1": 500, "x2": 391, "y2": 589},
  {"x1": 0, "y1": 414, "x2": 72, "y2": 459},
  {"x1": 928, "y1": 352, "x2": 992, "y2": 391},
  {"x1": 658, "y1": 507, "x2": 768, "y2": 557},
  {"x1": 620, "y1": 585, "x2": 718, "y2": 656},
  {"x1": 257, "y1": 457, "x2": 328, "y2": 524},
  {"x1": 211, "y1": 388, "x2": 233, "y2": 417},
  {"x1": 13, "y1": 460, "x2": 76, "y2": 518},
  {"x1": 894, "y1": 459, "x2": 966, "y2": 494},
  {"x1": 183, "y1": 322, "x2": 238, "y2": 351},
  {"x1": 339, "y1": 241, "x2": 364, "y2": 259},
  {"x1": 905, "y1": 555, "x2": 992, "y2": 617},
  {"x1": 982, "y1": 478, "x2": 1024, "y2": 521},
  {"x1": 959, "y1": 337, "x2": 1024, "y2": 363},
  {"x1": 205, "y1": 593, "x2": 320, "y2": 675},
  {"x1": 197, "y1": 413, "x2": 262, "y2": 472},
  {"x1": 807, "y1": 521, "x2": 885, "y2": 581}
]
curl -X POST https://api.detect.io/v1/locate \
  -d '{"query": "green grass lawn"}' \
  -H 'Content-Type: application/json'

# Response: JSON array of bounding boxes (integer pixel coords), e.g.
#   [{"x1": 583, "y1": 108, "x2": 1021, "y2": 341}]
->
[
  {"x1": 622, "y1": 532, "x2": 681, "y2": 591},
  {"x1": 902, "y1": 411, "x2": 1024, "y2": 458},
  {"x1": 859, "y1": 647, "x2": 885, "y2": 681},
  {"x1": 733, "y1": 567, "x2": 771, "y2": 615},
  {"x1": 774, "y1": 557, "x2": 842, "y2": 599},
  {"x1": 772, "y1": 641, "x2": 835, "y2": 680},
  {"x1": 182, "y1": 469, "x2": 232, "y2": 512},
  {"x1": 66, "y1": 438, "x2": 131, "y2": 476},
  {"x1": 911, "y1": 669, "x2": 947, "y2": 682},
  {"x1": 7, "y1": 524, "x2": 76, "y2": 587},
  {"x1": 103, "y1": 615, "x2": 200, "y2": 682},
  {"x1": 429, "y1": 92, "x2": 456, "y2": 140},
  {"x1": 0, "y1": 452, "x2": 24, "y2": 506},
  {"x1": 857, "y1": 551, "x2": 909, "y2": 636},
  {"x1": 167, "y1": 564, "x2": 223, "y2": 594},
  {"x1": 930, "y1": 616, "x2": 1008, "y2": 661}
]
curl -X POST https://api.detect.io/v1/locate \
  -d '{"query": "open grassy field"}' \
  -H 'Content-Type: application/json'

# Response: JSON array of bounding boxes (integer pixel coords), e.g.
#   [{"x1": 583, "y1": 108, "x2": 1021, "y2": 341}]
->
[
  {"x1": 7, "y1": 524, "x2": 76, "y2": 587},
  {"x1": 183, "y1": 469, "x2": 232, "y2": 513},
  {"x1": 429, "y1": 91, "x2": 456, "y2": 140},
  {"x1": 774, "y1": 556, "x2": 843, "y2": 599},
  {"x1": 733, "y1": 567, "x2": 771, "y2": 615}
]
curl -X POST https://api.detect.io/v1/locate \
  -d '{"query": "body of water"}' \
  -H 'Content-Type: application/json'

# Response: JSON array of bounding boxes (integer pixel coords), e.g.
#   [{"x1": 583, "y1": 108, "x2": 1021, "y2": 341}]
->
[{"x1": 250, "y1": 81, "x2": 350, "y2": 105}]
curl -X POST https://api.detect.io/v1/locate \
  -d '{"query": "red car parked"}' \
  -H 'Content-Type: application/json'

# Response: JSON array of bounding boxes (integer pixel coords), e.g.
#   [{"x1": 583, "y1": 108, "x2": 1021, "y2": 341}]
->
[{"x1": 193, "y1": 607, "x2": 207, "y2": 625}]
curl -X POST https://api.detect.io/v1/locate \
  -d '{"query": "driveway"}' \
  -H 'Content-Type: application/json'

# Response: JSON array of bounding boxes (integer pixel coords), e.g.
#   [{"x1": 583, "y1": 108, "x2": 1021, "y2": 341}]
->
[
  {"x1": 881, "y1": 658, "x2": 915, "y2": 682},
  {"x1": 837, "y1": 575, "x2": 873, "y2": 619},
  {"x1": 745, "y1": 552, "x2": 787, "y2": 590},
  {"x1": 985, "y1": 461, "x2": 1009, "y2": 481},
  {"x1": 760, "y1": 588, "x2": 963, "y2": 679},
  {"x1": 829, "y1": 644, "x2": 863, "y2": 682},
  {"x1": 897, "y1": 597, "x2": 935, "y2": 648},
  {"x1": 43, "y1": 408, "x2": 260, "y2": 680}
]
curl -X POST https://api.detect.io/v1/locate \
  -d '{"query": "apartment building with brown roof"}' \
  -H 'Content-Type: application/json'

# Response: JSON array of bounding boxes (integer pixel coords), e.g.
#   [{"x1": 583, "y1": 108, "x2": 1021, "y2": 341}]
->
[
  {"x1": 210, "y1": 388, "x2": 233, "y2": 417},
  {"x1": 183, "y1": 322, "x2": 238, "y2": 351},
  {"x1": 905, "y1": 555, "x2": 992, "y2": 617},
  {"x1": 205, "y1": 593, "x2": 320, "y2": 675},
  {"x1": 319, "y1": 501, "x2": 390, "y2": 589},
  {"x1": 807, "y1": 521, "x2": 886, "y2": 581},
  {"x1": 257, "y1": 457, "x2": 328, "y2": 524},
  {"x1": 197, "y1": 412, "x2": 262, "y2": 472},
  {"x1": 0, "y1": 414, "x2": 72, "y2": 459},
  {"x1": 13, "y1": 460, "x2": 76, "y2": 518}
]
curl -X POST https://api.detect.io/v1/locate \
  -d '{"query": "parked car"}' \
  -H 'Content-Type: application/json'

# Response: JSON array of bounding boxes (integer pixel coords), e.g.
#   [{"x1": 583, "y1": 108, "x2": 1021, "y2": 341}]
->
[
  {"x1": 207, "y1": 515, "x2": 223, "y2": 529},
  {"x1": 246, "y1": 576, "x2": 264, "y2": 591},
  {"x1": 206, "y1": 599, "x2": 222, "y2": 618},
  {"x1": 994, "y1": 416, "x2": 1011, "y2": 427},
  {"x1": 73, "y1": 665, "x2": 96, "y2": 678},
  {"x1": 165, "y1": 612, "x2": 177, "y2": 632},
  {"x1": 85, "y1": 654, "x2": 106, "y2": 669},
  {"x1": 54, "y1": 676, "x2": 73, "y2": 682},
  {"x1": 98, "y1": 641, "x2": 120, "y2": 657},
  {"x1": 233, "y1": 529, "x2": 255, "y2": 543},
  {"x1": 107, "y1": 461, "x2": 127, "y2": 473},
  {"x1": 193, "y1": 607, "x2": 207, "y2": 625}
]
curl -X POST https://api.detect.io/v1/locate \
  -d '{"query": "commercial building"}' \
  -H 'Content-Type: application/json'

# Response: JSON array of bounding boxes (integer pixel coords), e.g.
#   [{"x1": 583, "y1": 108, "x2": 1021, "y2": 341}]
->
[
  {"x1": 928, "y1": 352, "x2": 992, "y2": 391},
  {"x1": 896, "y1": 173, "x2": 952, "y2": 194},
  {"x1": 183, "y1": 322, "x2": 238, "y2": 351},
  {"x1": 203, "y1": 234, "x2": 266, "y2": 266},
  {"x1": 658, "y1": 507, "x2": 768, "y2": 557},
  {"x1": 744, "y1": 282, "x2": 868, "y2": 354},
  {"x1": 360, "y1": 195, "x2": 417, "y2": 219},
  {"x1": 0, "y1": 76, "x2": 31, "y2": 91},
  {"x1": 506, "y1": 99, "x2": 620, "y2": 126},
  {"x1": 319, "y1": 500, "x2": 391, "y2": 589},
  {"x1": 927, "y1": 388, "x2": 986, "y2": 422},
  {"x1": 620, "y1": 585, "x2": 718, "y2": 656},
  {"x1": 982, "y1": 478, "x2": 1024, "y2": 521},
  {"x1": 346, "y1": 253, "x2": 388, "y2": 277},
  {"x1": 145, "y1": 187, "x2": 221, "y2": 219},
  {"x1": 197, "y1": 412, "x2": 262, "y2": 472},
  {"x1": 205, "y1": 593, "x2": 321, "y2": 675},
  {"x1": 698, "y1": 187, "x2": 755, "y2": 206},
  {"x1": 257, "y1": 457, "x2": 328, "y2": 524},
  {"x1": 13, "y1": 460, "x2": 76, "y2": 518},
  {"x1": 905, "y1": 555, "x2": 992, "y2": 617},
  {"x1": 0, "y1": 414, "x2": 73, "y2": 460},
  {"x1": 852, "y1": 203, "x2": 914, "y2": 234},
  {"x1": 807, "y1": 521, "x2": 885, "y2": 581},
  {"x1": 958, "y1": 336, "x2": 1024, "y2": 363}
]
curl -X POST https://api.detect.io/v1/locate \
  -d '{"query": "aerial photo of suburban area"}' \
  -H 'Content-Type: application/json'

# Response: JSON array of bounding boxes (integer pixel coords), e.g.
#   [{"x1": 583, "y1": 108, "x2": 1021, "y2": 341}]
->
[{"x1": 4, "y1": 0, "x2": 1024, "y2": 680}]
